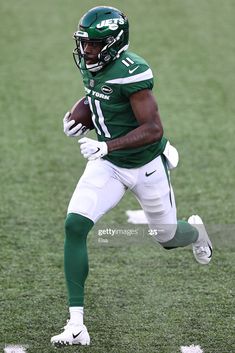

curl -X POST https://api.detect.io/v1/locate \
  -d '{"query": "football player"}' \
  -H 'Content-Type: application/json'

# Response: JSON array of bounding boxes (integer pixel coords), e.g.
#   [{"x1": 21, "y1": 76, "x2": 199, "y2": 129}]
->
[{"x1": 51, "y1": 6, "x2": 212, "y2": 347}]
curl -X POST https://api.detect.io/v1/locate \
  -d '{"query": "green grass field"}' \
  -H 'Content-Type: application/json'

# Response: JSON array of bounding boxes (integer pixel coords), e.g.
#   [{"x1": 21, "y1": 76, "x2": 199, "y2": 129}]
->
[{"x1": 0, "y1": 0, "x2": 234, "y2": 352}]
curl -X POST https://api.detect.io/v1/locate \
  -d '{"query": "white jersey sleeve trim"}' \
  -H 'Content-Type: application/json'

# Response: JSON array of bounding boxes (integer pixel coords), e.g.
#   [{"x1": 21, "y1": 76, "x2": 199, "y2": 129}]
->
[{"x1": 105, "y1": 68, "x2": 153, "y2": 85}]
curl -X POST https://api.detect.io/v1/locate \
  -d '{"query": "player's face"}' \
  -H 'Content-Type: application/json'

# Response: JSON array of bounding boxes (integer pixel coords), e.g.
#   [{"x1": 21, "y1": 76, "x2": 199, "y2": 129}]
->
[{"x1": 82, "y1": 40, "x2": 104, "y2": 65}]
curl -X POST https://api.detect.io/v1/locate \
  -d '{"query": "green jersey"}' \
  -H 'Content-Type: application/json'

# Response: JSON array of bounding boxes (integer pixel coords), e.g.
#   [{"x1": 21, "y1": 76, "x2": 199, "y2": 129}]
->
[{"x1": 81, "y1": 51, "x2": 167, "y2": 168}]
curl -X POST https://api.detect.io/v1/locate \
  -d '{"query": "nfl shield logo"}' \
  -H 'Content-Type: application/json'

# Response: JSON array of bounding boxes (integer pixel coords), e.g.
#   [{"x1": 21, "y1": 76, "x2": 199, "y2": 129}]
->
[{"x1": 90, "y1": 79, "x2": 95, "y2": 87}]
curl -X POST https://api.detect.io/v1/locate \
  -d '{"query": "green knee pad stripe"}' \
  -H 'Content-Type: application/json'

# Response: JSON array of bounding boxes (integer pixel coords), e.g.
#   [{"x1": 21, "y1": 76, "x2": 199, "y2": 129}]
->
[
  {"x1": 161, "y1": 154, "x2": 172, "y2": 206},
  {"x1": 161, "y1": 220, "x2": 199, "y2": 249},
  {"x1": 160, "y1": 154, "x2": 170, "y2": 185}
]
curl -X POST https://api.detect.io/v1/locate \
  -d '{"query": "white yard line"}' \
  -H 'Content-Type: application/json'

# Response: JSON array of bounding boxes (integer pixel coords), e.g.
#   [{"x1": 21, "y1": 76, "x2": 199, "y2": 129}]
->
[
  {"x1": 4, "y1": 345, "x2": 27, "y2": 353},
  {"x1": 180, "y1": 345, "x2": 203, "y2": 353}
]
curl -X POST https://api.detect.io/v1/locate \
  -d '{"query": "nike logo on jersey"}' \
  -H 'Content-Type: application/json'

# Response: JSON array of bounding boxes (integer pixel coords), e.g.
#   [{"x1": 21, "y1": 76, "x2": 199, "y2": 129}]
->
[
  {"x1": 129, "y1": 66, "x2": 139, "y2": 74},
  {"x1": 72, "y1": 331, "x2": 83, "y2": 339},
  {"x1": 145, "y1": 170, "x2": 156, "y2": 177}
]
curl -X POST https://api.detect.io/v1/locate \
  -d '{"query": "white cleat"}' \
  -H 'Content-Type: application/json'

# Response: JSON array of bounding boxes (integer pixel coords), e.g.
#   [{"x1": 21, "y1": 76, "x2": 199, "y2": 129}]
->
[
  {"x1": 51, "y1": 320, "x2": 90, "y2": 347},
  {"x1": 188, "y1": 215, "x2": 213, "y2": 265}
]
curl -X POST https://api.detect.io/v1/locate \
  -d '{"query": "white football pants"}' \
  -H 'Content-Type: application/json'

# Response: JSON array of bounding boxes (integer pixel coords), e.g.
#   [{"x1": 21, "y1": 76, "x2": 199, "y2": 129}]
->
[{"x1": 67, "y1": 155, "x2": 177, "y2": 242}]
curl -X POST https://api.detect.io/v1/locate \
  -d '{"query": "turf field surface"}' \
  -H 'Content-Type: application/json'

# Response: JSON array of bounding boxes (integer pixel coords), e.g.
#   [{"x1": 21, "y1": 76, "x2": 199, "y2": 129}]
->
[{"x1": 0, "y1": 1, "x2": 234, "y2": 352}]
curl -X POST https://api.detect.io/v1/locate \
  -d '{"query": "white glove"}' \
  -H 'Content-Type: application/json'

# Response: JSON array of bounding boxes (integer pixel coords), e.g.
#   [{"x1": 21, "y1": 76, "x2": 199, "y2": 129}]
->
[
  {"x1": 79, "y1": 137, "x2": 108, "y2": 161},
  {"x1": 63, "y1": 112, "x2": 90, "y2": 137}
]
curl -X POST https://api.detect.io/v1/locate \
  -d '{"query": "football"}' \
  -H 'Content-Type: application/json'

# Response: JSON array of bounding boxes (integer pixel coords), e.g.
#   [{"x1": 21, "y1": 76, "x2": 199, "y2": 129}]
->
[{"x1": 69, "y1": 96, "x2": 94, "y2": 130}]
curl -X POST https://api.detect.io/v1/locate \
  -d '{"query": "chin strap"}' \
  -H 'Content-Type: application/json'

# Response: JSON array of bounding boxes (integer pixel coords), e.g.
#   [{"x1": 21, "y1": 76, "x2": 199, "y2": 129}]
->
[{"x1": 115, "y1": 43, "x2": 129, "y2": 59}]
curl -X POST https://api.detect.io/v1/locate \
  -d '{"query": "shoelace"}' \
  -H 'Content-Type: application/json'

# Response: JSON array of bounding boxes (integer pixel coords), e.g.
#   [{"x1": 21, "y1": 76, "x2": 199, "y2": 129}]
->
[{"x1": 195, "y1": 246, "x2": 210, "y2": 255}]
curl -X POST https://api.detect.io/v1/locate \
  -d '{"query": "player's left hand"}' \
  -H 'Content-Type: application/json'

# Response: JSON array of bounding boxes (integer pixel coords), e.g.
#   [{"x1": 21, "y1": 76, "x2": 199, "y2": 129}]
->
[{"x1": 79, "y1": 137, "x2": 108, "y2": 161}]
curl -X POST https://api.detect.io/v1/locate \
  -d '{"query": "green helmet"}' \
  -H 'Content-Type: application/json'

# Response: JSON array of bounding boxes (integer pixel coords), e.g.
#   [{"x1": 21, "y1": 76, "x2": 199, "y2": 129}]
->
[{"x1": 73, "y1": 6, "x2": 129, "y2": 72}]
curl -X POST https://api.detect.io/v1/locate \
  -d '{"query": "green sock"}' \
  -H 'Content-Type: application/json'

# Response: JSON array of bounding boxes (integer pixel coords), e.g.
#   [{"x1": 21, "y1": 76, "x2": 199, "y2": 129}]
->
[
  {"x1": 161, "y1": 220, "x2": 199, "y2": 249},
  {"x1": 64, "y1": 213, "x2": 94, "y2": 306}
]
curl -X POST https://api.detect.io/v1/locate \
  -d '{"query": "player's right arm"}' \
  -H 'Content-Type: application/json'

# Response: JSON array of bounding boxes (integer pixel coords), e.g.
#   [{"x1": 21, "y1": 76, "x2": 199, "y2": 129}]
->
[
  {"x1": 79, "y1": 89, "x2": 164, "y2": 161},
  {"x1": 106, "y1": 89, "x2": 163, "y2": 152}
]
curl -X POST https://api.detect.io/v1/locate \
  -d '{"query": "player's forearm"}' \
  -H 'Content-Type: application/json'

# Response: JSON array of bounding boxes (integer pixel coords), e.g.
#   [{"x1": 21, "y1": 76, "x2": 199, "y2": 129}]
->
[{"x1": 107, "y1": 122, "x2": 163, "y2": 152}]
